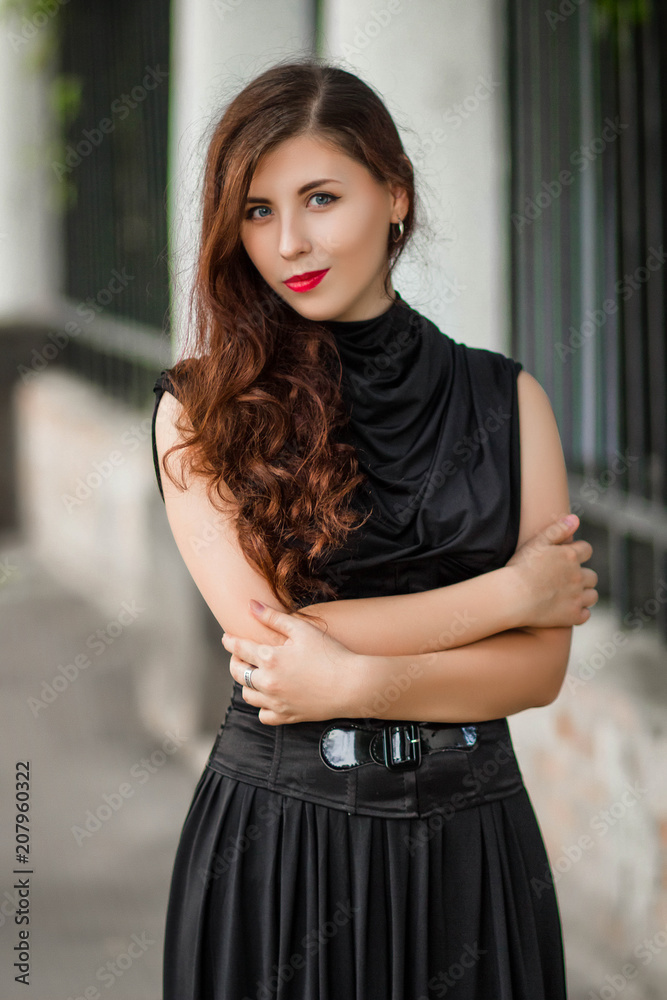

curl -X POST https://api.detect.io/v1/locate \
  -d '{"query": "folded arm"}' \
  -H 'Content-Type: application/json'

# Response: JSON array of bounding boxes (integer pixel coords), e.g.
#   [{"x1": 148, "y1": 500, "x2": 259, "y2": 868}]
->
[
  {"x1": 344, "y1": 370, "x2": 575, "y2": 720},
  {"x1": 155, "y1": 371, "x2": 574, "y2": 719},
  {"x1": 153, "y1": 389, "x2": 527, "y2": 654},
  {"x1": 294, "y1": 565, "x2": 530, "y2": 655}
]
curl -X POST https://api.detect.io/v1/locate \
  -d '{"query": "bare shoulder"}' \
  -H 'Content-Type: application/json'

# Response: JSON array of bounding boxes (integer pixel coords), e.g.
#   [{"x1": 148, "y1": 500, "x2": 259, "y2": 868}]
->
[
  {"x1": 153, "y1": 385, "x2": 284, "y2": 639},
  {"x1": 514, "y1": 369, "x2": 570, "y2": 549},
  {"x1": 517, "y1": 368, "x2": 552, "y2": 405},
  {"x1": 155, "y1": 388, "x2": 188, "y2": 450},
  {"x1": 516, "y1": 370, "x2": 564, "y2": 450},
  {"x1": 153, "y1": 388, "x2": 211, "y2": 499}
]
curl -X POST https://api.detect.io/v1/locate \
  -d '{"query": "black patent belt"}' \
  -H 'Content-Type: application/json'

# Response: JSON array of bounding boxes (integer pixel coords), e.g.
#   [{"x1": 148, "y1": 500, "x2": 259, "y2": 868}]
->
[
  {"x1": 319, "y1": 721, "x2": 478, "y2": 771},
  {"x1": 205, "y1": 685, "x2": 526, "y2": 819}
]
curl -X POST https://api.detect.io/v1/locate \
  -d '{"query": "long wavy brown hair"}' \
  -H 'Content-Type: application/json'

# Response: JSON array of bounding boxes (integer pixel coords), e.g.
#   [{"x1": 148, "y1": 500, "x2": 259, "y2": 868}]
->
[{"x1": 159, "y1": 57, "x2": 417, "y2": 613}]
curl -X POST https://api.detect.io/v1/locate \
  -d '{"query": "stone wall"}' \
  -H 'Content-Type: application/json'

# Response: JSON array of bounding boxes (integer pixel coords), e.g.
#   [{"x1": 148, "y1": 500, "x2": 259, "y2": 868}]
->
[{"x1": 510, "y1": 606, "x2": 667, "y2": 998}]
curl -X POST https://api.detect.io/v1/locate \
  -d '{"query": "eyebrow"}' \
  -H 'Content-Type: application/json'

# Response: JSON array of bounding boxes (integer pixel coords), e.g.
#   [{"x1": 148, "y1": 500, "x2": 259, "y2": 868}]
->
[{"x1": 245, "y1": 178, "x2": 342, "y2": 204}]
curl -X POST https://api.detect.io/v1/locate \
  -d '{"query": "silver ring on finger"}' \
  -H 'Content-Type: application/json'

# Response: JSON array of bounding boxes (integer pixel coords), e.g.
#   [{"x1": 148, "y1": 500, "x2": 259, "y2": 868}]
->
[{"x1": 244, "y1": 666, "x2": 257, "y2": 690}]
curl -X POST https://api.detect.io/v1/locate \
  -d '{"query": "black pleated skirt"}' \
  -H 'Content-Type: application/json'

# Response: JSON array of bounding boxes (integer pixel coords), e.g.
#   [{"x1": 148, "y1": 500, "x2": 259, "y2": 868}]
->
[{"x1": 163, "y1": 696, "x2": 568, "y2": 1000}]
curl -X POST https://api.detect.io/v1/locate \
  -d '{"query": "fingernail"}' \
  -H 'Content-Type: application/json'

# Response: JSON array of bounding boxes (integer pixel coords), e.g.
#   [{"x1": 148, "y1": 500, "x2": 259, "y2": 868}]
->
[
  {"x1": 562, "y1": 515, "x2": 577, "y2": 526},
  {"x1": 249, "y1": 599, "x2": 265, "y2": 613}
]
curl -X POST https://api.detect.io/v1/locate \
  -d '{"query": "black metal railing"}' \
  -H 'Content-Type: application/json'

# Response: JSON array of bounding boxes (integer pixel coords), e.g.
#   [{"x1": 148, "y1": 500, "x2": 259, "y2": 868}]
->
[
  {"x1": 56, "y1": 0, "x2": 171, "y2": 404},
  {"x1": 508, "y1": 0, "x2": 666, "y2": 640}
]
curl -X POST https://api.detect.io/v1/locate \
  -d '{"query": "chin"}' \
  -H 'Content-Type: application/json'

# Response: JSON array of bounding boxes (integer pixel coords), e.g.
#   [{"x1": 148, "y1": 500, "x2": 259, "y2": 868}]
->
[{"x1": 284, "y1": 293, "x2": 339, "y2": 322}]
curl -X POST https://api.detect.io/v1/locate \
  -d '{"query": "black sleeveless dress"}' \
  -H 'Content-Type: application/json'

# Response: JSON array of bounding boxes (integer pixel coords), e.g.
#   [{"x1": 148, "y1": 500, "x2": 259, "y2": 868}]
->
[{"x1": 151, "y1": 292, "x2": 568, "y2": 999}]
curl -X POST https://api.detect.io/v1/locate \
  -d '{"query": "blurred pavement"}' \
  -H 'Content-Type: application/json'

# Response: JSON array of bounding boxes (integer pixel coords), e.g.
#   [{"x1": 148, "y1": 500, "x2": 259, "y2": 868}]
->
[{"x1": 0, "y1": 531, "x2": 202, "y2": 1000}]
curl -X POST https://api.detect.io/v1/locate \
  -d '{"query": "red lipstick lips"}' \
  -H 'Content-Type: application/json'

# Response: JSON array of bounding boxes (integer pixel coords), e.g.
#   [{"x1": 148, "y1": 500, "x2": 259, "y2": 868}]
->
[{"x1": 283, "y1": 269, "x2": 329, "y2": 292}]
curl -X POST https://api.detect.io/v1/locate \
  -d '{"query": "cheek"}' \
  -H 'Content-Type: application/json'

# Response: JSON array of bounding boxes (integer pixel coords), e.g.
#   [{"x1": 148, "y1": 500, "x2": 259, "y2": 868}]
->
[
  {"x1": 240, "y1": 221, "x2": 274, "y2": 256},
  {"x1": 241, "y1": 235, "x2": 278, "y2": 286},
  {"x1": 311, "y1": 219, "x2": 346, "y2": 262},
  {"x1": 337, "y1": 227, "x2": 386, "y2": 277},
  {"x1": 317, "y1": 207, "x2": 381, "y2": 264}
]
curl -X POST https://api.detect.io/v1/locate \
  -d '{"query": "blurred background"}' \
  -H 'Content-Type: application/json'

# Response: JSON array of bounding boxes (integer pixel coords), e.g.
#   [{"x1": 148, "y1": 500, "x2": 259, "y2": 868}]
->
[{"x1": 0, "y1": 0, "x2": 665, "y2": 997}]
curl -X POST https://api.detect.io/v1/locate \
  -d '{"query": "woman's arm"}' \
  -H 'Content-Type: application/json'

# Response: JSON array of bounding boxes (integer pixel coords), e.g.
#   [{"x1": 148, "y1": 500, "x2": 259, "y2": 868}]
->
[
  {"x1": 295, "y1": 562, "x2": 548, "y2": 656},
  {"x1": 296, "y1": 569, "x2": 526, "y2": 654},
  {"x1": 338, "y1": 370, "x2": 578, "y2": 721},
  {"x1": 154, "y1": 387, "x2": 593, "y2": 660},
  {"x1": 294, "y1": 510, "x2": 590, "y2": 655},
  {"x1": 154, "y1": 388, "x2": 519, "y2": 647}
]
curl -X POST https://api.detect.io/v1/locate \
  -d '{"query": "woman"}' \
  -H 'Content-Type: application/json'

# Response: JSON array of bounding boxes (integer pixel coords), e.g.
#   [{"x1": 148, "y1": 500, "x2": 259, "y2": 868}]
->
[{"x1": 151, "y1": 58, "x2": 597, "y2": 1000}]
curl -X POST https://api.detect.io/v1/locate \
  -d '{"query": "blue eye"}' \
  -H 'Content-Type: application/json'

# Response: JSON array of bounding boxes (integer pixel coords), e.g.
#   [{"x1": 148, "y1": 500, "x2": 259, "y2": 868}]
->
[
  {"x1": 247, "y1": 206, "x2": 271, "y2": 219},
  {"x1": 310, "y1": 193, "x2": 337, "y2": 207},
  {"x1": 245, "y1": 192, "x2": 338, "y2": 220}
]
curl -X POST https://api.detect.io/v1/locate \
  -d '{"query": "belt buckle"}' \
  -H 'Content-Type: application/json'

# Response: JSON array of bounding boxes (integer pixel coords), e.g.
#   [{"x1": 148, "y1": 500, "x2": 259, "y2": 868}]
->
[{"x1": 382, "y1": 723, "x2": 421, "y2": 770}]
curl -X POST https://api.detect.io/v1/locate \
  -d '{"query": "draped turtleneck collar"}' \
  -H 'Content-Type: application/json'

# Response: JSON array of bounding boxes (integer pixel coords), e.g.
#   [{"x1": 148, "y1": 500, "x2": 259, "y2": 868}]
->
[
  {"x1": 314, "y1": 287, "x2": 523, "y2": 598},
  {"x1": 322, "y1": 289, "x2": 412, "y2": 363},
  {"x1": 321, "y1": 288, "x2": 442, "y2": 420},
  {"x1": 317, "y1": 287, "x2": 455, "y2": 535}
]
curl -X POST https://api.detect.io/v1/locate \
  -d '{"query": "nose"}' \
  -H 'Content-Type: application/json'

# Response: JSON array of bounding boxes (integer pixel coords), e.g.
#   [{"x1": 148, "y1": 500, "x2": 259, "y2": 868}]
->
[{"x1": 278, "y1": 213, "x2": 311, "y2": 260}]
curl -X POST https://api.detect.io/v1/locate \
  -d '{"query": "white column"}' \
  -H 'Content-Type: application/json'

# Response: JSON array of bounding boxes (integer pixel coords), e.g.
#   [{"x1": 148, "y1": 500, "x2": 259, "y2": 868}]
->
[
  {"x1": 168, "y1": 0, "x2": 315, "y2": 355},
  {"x1": 0, "y1": 12, "x2": 62, "y2": 319},
  {"x1": 321, "y1": 0, "x2": 509, "y2": 352}
]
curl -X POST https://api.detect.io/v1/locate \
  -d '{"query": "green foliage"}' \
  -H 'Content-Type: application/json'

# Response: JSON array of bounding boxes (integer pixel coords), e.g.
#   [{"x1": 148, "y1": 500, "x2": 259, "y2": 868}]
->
[{"x1": 592, "y1": 0, "x2": 652, "y2": 41}]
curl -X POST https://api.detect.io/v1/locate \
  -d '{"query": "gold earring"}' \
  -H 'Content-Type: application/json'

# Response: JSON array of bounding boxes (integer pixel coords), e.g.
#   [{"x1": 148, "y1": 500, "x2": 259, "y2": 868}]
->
[{"x1": 392, "y1": 218, "x2": 405, "y2": 243}]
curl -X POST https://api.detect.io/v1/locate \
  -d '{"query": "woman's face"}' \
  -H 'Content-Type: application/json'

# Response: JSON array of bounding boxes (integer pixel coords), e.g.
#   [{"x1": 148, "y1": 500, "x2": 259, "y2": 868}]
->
[{"x1": 239, "y1": 134, "x2": 409, "y2": 323}]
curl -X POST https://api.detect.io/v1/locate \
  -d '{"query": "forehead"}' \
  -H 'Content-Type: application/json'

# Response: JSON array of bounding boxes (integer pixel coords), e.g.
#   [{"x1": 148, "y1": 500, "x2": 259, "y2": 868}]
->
[{"x1": 248, "y1": 135, "x2": 360, "y2": 189}]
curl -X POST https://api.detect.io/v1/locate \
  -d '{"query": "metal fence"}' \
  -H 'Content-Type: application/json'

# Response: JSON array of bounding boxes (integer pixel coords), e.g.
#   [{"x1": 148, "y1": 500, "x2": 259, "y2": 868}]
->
[
  {"x1": 508, "y1": 0, "x2": 667, "y2": 641},
  {"x1": 56, "y1": 0, "x2": 171, "y2": 407}
]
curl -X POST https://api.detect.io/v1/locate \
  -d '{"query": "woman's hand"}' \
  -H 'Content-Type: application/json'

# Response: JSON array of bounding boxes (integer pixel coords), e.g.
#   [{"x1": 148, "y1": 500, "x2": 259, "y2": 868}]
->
[
  {"x1": 222, "y1": 599, "x2": 362, "y2": 726},
  {"x1": 506, "y1": 513, "x2": 599, "y2": 628}
]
